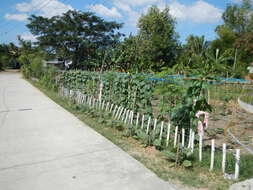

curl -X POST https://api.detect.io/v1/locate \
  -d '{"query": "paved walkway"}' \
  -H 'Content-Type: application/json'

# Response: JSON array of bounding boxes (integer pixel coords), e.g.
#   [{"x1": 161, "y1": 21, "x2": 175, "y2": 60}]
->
[{"x1": 0, "y1": 72, "x2": 180, "y2": 190}]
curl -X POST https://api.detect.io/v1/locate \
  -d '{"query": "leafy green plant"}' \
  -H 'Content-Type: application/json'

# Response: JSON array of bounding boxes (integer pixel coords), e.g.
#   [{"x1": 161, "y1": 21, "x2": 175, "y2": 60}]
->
[{"x1": 163, "y1": 147, "x2": 194, "y2": 168}]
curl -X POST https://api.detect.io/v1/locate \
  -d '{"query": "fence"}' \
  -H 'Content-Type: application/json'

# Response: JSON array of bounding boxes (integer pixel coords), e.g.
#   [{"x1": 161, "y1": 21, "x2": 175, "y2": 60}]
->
[{"x1": 59, "y1": 86, "x2": 241, "y2": 180}]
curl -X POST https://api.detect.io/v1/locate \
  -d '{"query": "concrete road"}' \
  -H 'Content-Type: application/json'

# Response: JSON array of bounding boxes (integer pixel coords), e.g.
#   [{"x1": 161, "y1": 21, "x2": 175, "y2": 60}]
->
[{"x1": 0, "y1": 72, "x2": 181, "y2": 190}]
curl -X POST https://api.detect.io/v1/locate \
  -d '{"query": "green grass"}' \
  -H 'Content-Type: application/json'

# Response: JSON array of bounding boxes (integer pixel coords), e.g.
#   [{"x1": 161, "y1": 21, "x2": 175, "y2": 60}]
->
[{"x1": 28, "y1": 79, "x2": 253, "y2": 190}]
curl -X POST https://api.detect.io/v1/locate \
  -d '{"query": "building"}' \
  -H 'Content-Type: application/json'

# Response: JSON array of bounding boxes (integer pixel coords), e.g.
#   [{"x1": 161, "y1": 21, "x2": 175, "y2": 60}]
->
[{"x1": 43, "y1": 59, "x2": 72, "y2": 70}]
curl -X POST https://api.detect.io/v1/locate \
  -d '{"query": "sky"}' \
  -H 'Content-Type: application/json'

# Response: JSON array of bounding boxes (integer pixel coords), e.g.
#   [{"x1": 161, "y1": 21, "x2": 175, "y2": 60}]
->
[{"x1": 0, "y1": 0, "x2": 244, "y2": 44}]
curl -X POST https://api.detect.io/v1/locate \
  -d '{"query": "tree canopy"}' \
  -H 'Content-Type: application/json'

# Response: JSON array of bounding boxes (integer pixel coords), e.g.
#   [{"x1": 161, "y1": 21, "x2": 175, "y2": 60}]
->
[{"x1": 27, "y1": 10, "x2": 123, "y2": 69}]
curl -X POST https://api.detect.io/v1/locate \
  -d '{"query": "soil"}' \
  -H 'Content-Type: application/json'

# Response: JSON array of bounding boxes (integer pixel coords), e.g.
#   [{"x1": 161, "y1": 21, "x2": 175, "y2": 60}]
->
[{"x1": 206, "y1": 99, "x2": 253, "y2": 153}]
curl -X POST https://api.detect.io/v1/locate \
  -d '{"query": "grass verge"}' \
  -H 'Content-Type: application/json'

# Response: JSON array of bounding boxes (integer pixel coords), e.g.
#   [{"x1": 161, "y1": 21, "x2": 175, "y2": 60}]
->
[{"x1": 29, "y1": 80, "x2": 252, "y2": 190}]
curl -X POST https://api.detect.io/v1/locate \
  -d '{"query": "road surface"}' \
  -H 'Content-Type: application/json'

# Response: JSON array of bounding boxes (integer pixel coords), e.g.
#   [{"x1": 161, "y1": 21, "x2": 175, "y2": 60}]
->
[{"x1": 0, "y1": 71, "x2": 182, "y2": 190}]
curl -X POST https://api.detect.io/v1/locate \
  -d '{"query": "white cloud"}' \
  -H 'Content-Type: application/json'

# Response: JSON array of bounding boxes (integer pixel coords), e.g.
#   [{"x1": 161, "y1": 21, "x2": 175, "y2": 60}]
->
[
  {"x1": 88, "y1": 4, "x2": 122, "y2": 18},
  {"x1": 113, "y1": 1, "x2": 132, "y2": 12},
  {"x1": 232, "y1": 0, "x2": 243, "y2": 3},
  {"x1": 169, "y1": 1, "x2": 222, "y2": 23},
  {"x1": 4, "y1": 13, "x2": 28, "y2": 21},
  {"x1": 20, "y1": 33, "x2": 37, "y2": 42},
  {"x1": 113, "y1": 0, "x2": 162, "y2": 7},
  {"x1": 13, "y1": 0, "x2": 73, "y2": 19}
]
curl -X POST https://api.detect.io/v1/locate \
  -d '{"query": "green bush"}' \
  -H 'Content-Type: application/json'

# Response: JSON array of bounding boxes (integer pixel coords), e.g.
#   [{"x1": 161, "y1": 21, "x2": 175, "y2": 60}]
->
[
  {"x1": 21, "y1": 64, "x2": 32, "y2": 78},
  {"x1": 40, "y1": 66, "x2": 58, "y2": 90}
]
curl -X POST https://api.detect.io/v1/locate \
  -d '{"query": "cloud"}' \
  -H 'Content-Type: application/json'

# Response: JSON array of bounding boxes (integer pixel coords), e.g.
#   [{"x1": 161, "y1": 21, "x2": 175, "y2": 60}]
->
[
  {"x1": 88, "y1": 4, "x2": 122, "y2": 18},
  {"x1": 20, "y1": 33, "x2": 37, "y2": 42},
  {"x1": 109, "y1": 0, "x2": 222, "y2": 27},
  {"x1": 4, "y1": 13, "x2": 28, "y2": 21},
  {"x1": 113, "y1": 0, "x2": 162, "y2": 7},
  {"x1": 7, "y1": 0, "x2": 73, "y2": 21},
  {"x1": 169, "y1": 1, "x2": 223, "y2": 23},
  {"x1": 232, "y1": 0, "x2": 243, "y2": 3}
]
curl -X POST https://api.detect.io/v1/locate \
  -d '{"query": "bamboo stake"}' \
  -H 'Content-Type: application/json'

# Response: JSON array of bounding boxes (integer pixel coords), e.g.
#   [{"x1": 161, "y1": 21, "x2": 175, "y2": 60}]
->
[
  {"x1": 174, "y1": 126, "x2": 178, "y2": 148},
  {"x1": 117, "y1": 107, "x2": 124, "y2": 120},
  {"x1": 110, "y1": 104, "x2": 114, "y2": 112},
  {"x1": 191, "y1": 131, "x2": 195, "y2": 153},
  {"x1": 188, "y1": 128, "x2": 192, "y2": 148},
  {"x1": 234, "y1": 149, "x2": 240, "y2": 180},
  {"x1": 166, "y1": 122, "x2": 171, "y2": 146},
  {"x1": 182, "y1": 128, "x2": 185, "y2": 147},
  {"x1": 210, "y1": 139, "x2": 215, "y2": 171},
  {"x1": 105, "y1": 102, "x2": 110, "y2": 111},
  {"x1": 222, "y1": 143, "x2": 226, "y2": 173},
  {"x1": 136, "y1": 112, "x2": 139, "y2": 127},
  {"x1": 98, "y1": 100, "x2": 101, "y2": 110},
  {"x1": 146, "y1": 117, "x2": 151, "y2": 134},
  {"x1": 199, "y1": 135, "x2": 203, "y2": 162},
  {"x1": 114, "y1": 106, "x2": 120, "y2": 118},
  {"x1": 101, "y1": 100, "x2": 105, "y2": 110},
  {"x1": 93, "y1": 98, "x2": 95, "y2": 108},
  {"x1": 127, "y1": 110, "x2": 131, "y2": 124},
  {"x1": 121, "y1": 108, "x2": 127, "y2": 121},
  {"x1": 159, "y1": 121, "x2": 164, "y2": 140},
  {"x1": 124, "y1": 110, "x2": 130, "y2": 123},
  {"x1": 153, "y1": 118, "x2": 157, "y2": 133},
  {"x1": 113, "y1": 105, "x2": 118, "y2": 116},
  {"x1": 115, "y1": 106, "x2": 121, "y2": 119},
  {"x1": 130, "y1": 111, "x2": 134, "y2": 125},
  {"x1": 89, "y1": 97, "x2": 92, "y2": 107},
  {"x1": 141, "y1": 115, "x2": 145, "y2": 130}
]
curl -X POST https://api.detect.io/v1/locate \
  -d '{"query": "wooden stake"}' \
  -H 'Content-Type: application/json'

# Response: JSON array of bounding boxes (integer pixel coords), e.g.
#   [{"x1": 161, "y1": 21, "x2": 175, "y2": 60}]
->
[
  {"x1": 121, "y1": 108, "x2": 127, "y2": 121},
  {"x1": 124, "y1": 110, "x2": 130, "y2": 123},
  {"x1": 159, "y1": 121, "x2": 164, "y2": 140},
  {"x1": 188, "y1": 128, "x2": 192, "y2": 148},
  {"x1": 182, "y1": 128, "x2": 185, "y2": 147},
  {"x1": 130, "y1": 111, "x2": 134, "y2": 125},
  {"x1": 191, "y1": 131, "x2": 195, "y2": 153},
  {"x1": 222, "y1": 143, "x2": 226, "y2": 173},
  {"x1": 174, "y1": 126, "x2": 178, "y2": 148},
  {"x1": 115, "y1": 106, "x2": 121, "y2": 118},
  {"x1": 166, "y1": 122, "x2": 171, "y2": 147},
  {"x1": 114, "y1": 106, "x2": 119, "y2": 118},
  {"x1": 113, "y1": 105, "x2": 118, "y2": 116},
  {"x1": 101, "y1": 101, "x2": 105, "y2": 110},
  {"x1": 110, "y1": 104, "x2": 114, "y2": 112},
  {"x1": 136, "y1": 112, "x2": 139, "y2": 127},
  {"x1": 199, "y1": 135, "x2": 203, "y2": 162},
  {"x1": 234, "y1": 149, "x2": 240, "y2": 180},
  {"x1": 117, "y1": 107, "x2": 124, "y2": 120},
  {"x1": 210, "y1": 139, "x2": 215, "y2": 171},
  {"x1": 146, "y1": 117, "x2": 151, "y2": 134},
  {"x1": 105, "y1": 102, "x2": 110, "y2": 111},
  {"x1": 153, "y1": 118, "x2": 157, "y2": 133},
  {"x1": 93, "y1": 98, "x2": 96, "y2": 108},
  {"x1": 141, "y1": 115, "x2": 145, "y2": 130},
  {"x1": 127, "y1": 110, "x2": 131, "y2": 124}
]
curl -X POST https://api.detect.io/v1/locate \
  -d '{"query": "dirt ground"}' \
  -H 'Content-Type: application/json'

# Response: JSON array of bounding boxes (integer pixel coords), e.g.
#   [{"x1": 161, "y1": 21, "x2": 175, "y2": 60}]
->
[{"x1": 206, "y1": 99, "x2": 253, "y2": 153}]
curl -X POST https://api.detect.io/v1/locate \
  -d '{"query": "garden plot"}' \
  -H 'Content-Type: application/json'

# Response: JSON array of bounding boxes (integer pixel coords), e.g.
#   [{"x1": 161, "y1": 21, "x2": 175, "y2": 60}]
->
[{"x1": 56, "y1": 71, "x2": 253, "y2": 182}]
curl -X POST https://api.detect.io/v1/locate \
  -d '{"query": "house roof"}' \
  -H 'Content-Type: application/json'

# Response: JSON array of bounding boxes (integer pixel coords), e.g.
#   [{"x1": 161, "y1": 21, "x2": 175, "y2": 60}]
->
[{"x1": 44, "y1": 60, "x2": 64, "y2": 65}]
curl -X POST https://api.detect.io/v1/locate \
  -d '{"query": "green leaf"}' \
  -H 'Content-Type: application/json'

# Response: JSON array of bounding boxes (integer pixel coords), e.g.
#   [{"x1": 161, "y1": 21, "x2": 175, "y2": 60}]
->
[
  {"x1": 163, "y1": 151, "x2": 176, "y2": 161},
  {"x1": 182, "y1": 160, "x2": 192, "y2": 168}
]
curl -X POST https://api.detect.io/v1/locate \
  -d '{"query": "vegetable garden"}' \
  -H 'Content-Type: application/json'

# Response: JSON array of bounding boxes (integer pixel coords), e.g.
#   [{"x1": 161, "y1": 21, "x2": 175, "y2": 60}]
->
[{"x1": 55, "y1": 70, "x2": 253, "y2": 180}]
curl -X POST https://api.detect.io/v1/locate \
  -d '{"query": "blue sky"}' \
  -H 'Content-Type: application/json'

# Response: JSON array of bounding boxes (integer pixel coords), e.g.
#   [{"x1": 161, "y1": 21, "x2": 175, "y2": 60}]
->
[{"x1": 0, "y1": 0, "x2": 243, "y2": 44}]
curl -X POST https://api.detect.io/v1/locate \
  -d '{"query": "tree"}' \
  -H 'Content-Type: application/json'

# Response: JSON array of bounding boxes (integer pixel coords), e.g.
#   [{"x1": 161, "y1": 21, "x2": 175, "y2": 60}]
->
[
  {"x1": 210, "y1": 0, "x2": 253, "y2": 77},
  {"x1": 26, "y1": 10, "x2": 123, "y2": 69},
  {"x1": 222, "y1": 0, "x2": 253, "y2": 34},
  {"x1": 185, "y1": 35, "x2": 209, "y2": 57},
  {"x1": 136, "y1": 6, "x2": 179, "y2": 71}
]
